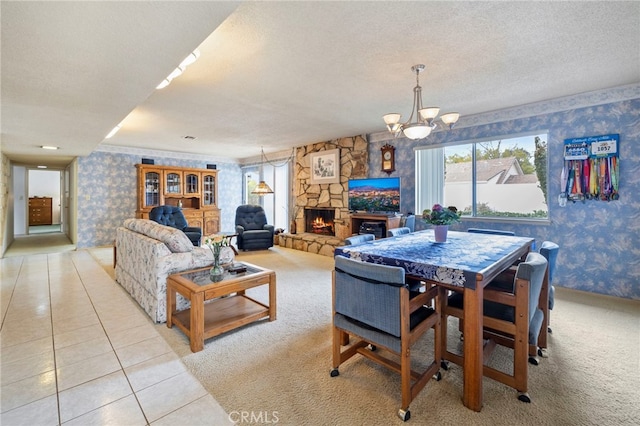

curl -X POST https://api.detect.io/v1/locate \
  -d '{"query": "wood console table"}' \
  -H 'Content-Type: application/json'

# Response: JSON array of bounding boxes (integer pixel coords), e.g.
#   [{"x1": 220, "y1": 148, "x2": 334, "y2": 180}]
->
[
  {"x1": 350, "y1": 213, "x2": 401, "y2": 238},
  {"x1": 167, "y1": 262, "x2": 276, "y2": 352}
]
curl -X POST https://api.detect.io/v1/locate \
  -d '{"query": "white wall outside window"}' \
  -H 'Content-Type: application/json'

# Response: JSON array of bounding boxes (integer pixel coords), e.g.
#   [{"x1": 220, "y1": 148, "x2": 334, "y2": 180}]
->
[{"x1": 415, "y1": 133, "x2": 548, "y2": 219}]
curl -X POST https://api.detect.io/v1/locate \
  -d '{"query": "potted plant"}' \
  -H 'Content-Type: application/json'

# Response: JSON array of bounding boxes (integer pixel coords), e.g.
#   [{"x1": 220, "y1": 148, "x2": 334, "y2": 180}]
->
[{"x1": 421, "y1": 204, "x2": 461, "y2": 242}]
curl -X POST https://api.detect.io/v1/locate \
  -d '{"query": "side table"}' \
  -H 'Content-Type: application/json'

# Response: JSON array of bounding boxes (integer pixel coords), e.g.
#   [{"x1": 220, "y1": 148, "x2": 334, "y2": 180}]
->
[{"x1": 167, "y1": 262, "x2": 276, "y2": 352}]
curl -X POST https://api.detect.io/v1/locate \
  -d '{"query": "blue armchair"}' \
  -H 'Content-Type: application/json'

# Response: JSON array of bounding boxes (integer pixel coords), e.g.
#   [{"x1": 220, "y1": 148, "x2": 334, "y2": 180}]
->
[
  {"x1": 149, "y1": 205, "x2": 202, "y2": 246},
  {"x1": 235, "y1": 205, "x2": 274, "y2": 251}
]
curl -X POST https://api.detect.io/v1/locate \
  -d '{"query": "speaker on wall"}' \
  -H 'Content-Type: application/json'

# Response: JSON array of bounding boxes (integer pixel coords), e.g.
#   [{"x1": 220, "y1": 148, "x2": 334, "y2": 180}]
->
[
  {"x1": 206, "y1": 164, "x2": 217, "y2": 170},
  {"x1": 141, "y1": 158, "x2": 154, "y2": 165}
]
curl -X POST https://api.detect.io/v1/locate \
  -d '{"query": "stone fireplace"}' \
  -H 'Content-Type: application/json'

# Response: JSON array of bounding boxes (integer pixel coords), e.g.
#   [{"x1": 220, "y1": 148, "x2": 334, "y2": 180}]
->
[
  {"x1": 305, "y1": 207, "x2": 335, "y2": 236},
  {"x1": 278, "y1": 135, "x2": 369, "y2": 256}
]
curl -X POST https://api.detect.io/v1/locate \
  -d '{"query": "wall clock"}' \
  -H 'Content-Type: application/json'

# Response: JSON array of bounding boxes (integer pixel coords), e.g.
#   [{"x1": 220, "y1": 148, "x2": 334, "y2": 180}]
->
[{"x1": 381, "y1": 144, "x2": 396, "y2": 175}]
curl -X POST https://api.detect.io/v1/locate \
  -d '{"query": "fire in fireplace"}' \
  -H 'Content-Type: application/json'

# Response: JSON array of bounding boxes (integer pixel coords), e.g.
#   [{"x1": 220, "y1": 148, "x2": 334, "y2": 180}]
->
[{"x1": 304, "y1": 208, "x2": 335, "y2": 236}]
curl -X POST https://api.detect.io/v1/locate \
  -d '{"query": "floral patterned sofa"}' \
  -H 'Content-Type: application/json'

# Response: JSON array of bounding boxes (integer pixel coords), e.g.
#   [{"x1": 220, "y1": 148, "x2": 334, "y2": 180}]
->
[{"x1": 115, "y1": 218, "x2": 213, "y2": 323}]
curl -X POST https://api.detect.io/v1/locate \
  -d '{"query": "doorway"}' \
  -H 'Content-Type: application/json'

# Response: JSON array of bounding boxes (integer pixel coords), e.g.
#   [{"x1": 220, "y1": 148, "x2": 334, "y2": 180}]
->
[{"x1": 26, "y1": 169, "x2": 63, "y2": 235}]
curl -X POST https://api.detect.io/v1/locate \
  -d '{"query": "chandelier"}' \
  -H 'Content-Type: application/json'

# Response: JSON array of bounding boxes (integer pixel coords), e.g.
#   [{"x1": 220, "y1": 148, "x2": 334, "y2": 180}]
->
[
  {"x1": 251, "y1": 148, "x2": 274, "y2": 196},
  {"x1": 383, "y1": 64, "x2": 460, "y2": 140}
]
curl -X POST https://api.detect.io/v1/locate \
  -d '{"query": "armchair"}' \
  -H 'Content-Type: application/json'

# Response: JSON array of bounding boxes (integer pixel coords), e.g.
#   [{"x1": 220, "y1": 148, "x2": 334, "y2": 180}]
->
[
  {"x1": 234, "y1": 205, "x2": 274, "y2": 251},
  {"x1": 330, "y1": 256, "x2": 442, "y2": 421},
  {"x1": 149, "y1": 205, "x2": 202, "y2": 246}
]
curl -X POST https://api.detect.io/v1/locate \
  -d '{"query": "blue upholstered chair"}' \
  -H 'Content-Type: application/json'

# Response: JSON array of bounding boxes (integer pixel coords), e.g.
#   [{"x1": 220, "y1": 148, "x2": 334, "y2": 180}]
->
[
  {"x1": 343, "y1": 233, "x2": 374, "y2": 245},
  {"x1": 400, "y1": 214, "x2": 416, "y2": 232},
  {"x1": 467, "y1": 228, "x2": 515, "y2": 236},
  {"x1": 149, "y1": 205, "x2": 202, "y2": 246},
  {"x1": 330, "y1": 256, "x2": 442, "y2": 421},
  {"x1": 387, "y1": 227, "x2": 411, "y2": 237},
  {"x1": 234, "y1": 205, "x2": 274, "y2": 251},
  {"x1": 539, "y1": 241, "x2": 559, "y2": 333},
  {"x1": 445, "y1": 252, "x2": 548, "y2": 403}
]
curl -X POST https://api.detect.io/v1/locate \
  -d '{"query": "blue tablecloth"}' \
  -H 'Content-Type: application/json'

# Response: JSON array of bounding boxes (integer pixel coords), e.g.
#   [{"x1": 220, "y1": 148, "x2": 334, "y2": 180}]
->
[{"x1": 335, "y1": 230, "x2": 533, "y2": 289}]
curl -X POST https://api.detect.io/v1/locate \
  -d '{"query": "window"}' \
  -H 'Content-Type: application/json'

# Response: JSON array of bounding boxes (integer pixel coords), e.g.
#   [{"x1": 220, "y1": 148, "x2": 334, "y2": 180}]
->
[
  {"x1": 242, "y1": 162, "x2": 290, "y2": 230},
  {"x1": 416, "y1": 133, "x2": 548, "y2": 220},
  {"x1": 244, "y1": 169, "x2": 260, "y2": 206}
]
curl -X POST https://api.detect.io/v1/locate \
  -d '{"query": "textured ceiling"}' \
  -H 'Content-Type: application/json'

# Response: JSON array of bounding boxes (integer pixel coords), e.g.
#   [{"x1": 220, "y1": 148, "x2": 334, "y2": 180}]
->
[{"x1": 2, "y1": 1, "x2": 639, "y2": 167}]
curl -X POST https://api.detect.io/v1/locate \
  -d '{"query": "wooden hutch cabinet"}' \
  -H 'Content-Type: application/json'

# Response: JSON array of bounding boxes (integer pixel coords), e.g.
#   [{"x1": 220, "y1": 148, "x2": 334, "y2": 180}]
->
[{"x1": 136, "y1": 164, "x2": 220, "y2": 235}]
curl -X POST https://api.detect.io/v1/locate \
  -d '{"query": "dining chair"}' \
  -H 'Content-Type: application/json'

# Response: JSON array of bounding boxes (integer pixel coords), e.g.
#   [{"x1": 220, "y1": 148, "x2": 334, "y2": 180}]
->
[
  {"x1": 400, "y1": 214, "x2": 416, "y2": 232},
  {"x1": 343, "y1": 233, "x2": 374, "y2": 245},
  {"x1": 443, "y1": 251, "x2": 548, "y2": 403},
  {"x1": 387, "y1": 226, "x2": 411, "y2": 237},
  {"x1": 539, "y1": 241, "x2": 559, "y2": 333},
  {"x1": 331, "y1": 256, "x2": 442, "y2": 421},
  {"x1": 467, "y1": 228, "x2": 515, "y2": 236},
  {"x1": 467, "y1": 228, "x2": 517, "y2": 290}
]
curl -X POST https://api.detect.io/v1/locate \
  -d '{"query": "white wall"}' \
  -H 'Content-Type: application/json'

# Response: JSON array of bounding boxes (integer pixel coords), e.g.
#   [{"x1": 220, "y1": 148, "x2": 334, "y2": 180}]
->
[
  {"x1": 446, "y1": 182, "x2": 546, "y2": 214},
  {"x1": 13, "y1": 166, "x2": 26, "y2": 234}
]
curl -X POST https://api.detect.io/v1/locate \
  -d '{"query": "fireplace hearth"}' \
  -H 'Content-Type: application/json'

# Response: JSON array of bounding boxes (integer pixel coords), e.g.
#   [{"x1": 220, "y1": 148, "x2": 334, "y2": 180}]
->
[{"x1": 305, "y1": 208, "x2": 336, "y2": 236}]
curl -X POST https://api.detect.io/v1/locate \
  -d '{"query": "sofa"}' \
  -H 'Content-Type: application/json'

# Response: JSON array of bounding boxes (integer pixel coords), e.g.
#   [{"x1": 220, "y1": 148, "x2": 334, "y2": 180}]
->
[{"x1": 115, "y1": 218, "x2": 213, "y2": 323}]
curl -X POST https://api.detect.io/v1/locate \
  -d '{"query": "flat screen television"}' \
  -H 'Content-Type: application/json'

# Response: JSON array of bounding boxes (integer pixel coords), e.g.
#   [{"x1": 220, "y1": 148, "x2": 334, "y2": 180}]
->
[{"x1": 348, "y1": 177, "x2": 401, "y2": 213}]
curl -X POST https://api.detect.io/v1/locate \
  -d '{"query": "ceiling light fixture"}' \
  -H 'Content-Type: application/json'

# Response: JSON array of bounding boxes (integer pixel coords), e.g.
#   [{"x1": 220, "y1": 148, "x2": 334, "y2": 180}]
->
[
  {"x1": 41, "y1": 145, "x2": 59, "y2": 150},
  {"x1": 156, "y1": 49, "x2": 200, "y2": 90},
  {"x1": 105, "y1": 124, "x2": 121, "y2": 139},
  {"x1": 383, "y1": 64, "x2": 460, "y2": 140},
  {"x1": 251, "y1": 147, "x2": 274, "y2": 196}
]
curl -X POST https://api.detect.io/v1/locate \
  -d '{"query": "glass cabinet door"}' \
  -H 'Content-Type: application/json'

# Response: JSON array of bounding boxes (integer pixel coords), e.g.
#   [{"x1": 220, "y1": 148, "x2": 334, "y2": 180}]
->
[
  {"x1": 184, "y1": 173, "x2": 199, "y2": 195},
  {"x1": 202, "y1": 173, "x2": 216, "y2": 206},
  {"x1": 144, "y1": 171, "x2": 160, "y2": 207},
  {"x1": 165, "y1": 172, "x2": 181, "y2": 194}
]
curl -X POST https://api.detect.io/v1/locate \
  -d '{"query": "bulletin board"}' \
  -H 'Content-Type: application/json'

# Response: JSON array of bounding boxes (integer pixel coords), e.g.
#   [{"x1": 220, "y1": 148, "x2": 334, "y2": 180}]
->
[{"x1": 559, "y1": 134, "x2": 619, "y2": 205}]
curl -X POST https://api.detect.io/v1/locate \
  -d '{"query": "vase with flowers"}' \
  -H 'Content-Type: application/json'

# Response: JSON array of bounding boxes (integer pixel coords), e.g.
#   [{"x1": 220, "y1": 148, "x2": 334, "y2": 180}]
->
[
  {"x1": 422, "y1": 204, "x2": 461, "y2": 242},
  {"x1": 204, "y1": 235, "x2": 232, "y2": 281}
]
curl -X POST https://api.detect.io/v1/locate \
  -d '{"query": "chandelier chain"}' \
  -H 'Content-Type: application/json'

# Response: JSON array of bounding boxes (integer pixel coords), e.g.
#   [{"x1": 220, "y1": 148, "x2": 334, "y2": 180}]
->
[{"x1": 261, "y1": 147, "x2": 296, "y2": 168}]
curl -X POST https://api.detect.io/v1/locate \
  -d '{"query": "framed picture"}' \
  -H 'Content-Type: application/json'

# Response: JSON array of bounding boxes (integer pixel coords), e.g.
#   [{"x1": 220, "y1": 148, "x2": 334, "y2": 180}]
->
[{"x1": 309, "y1": 149, "x2": 340, "y2": 184}]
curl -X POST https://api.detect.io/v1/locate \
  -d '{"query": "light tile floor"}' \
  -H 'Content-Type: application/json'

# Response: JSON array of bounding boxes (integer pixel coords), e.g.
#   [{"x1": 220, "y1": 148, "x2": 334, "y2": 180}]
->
[{"x1": 1, "y1": 250, "x2": 232, "y2": 425}]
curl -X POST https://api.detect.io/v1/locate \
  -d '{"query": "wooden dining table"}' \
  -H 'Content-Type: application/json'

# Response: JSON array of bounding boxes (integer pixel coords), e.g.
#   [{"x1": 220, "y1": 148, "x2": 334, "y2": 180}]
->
[{"x1": 334, "y1": 229, "x2": 537, "y2": 411}]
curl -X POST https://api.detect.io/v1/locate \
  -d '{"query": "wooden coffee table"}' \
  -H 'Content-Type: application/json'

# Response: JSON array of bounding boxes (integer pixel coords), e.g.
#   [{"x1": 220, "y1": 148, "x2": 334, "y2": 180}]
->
[{"x1": 167, "y1": 261, "x2": 276, "y2": 352}]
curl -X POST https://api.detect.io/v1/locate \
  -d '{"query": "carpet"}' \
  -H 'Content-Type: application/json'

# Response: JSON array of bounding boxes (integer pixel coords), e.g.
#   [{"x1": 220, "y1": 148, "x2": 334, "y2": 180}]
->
[{"x1": 94, "y1": 246, "x2": 640, "y2": 425}]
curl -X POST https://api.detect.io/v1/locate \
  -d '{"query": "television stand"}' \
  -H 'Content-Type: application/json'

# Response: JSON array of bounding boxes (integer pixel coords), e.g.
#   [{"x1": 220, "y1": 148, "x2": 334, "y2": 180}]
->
[{"x1": 350, "y1": 213, "x2": 401, "y2": 239}]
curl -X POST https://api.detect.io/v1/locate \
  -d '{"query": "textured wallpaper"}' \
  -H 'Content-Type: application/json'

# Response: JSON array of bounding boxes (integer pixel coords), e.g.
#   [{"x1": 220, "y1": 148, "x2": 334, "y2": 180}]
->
[
  {"x1": 76, "y1": 152, "x2": 242, "y2": 249},
  {"x1": 369, "y1": 98, "x2": 640, "y2": 299},
  {"x1": 76, "y1": 97, "x2": 639, "y2": 299}
]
